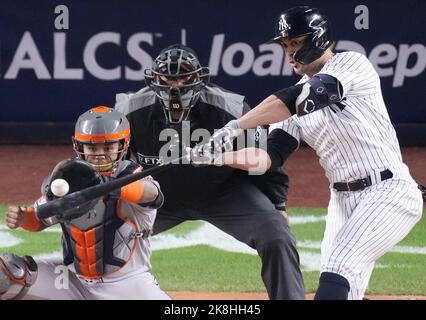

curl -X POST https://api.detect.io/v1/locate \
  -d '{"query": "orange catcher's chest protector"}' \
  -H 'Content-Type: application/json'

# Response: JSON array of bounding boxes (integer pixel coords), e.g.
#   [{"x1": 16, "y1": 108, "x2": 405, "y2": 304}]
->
[{"x1": 60, "y1": 198, "x2": 148, "y2": 278}]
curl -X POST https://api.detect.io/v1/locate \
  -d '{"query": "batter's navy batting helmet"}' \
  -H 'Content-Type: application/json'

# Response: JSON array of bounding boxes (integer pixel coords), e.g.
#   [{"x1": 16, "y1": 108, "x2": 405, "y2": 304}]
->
[
  {"x1": 270, "y1": 6, "x2": 333, "y2": 65},
  {"x1": 144, "y1": 44, "x2": 210, "y2": 124}
]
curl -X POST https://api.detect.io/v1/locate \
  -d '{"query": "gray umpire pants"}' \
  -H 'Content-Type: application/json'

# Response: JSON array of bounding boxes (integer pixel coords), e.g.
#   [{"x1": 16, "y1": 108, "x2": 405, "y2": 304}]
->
[{"x1": 153, "y1": 176, "x2": 305, "y2": 300}]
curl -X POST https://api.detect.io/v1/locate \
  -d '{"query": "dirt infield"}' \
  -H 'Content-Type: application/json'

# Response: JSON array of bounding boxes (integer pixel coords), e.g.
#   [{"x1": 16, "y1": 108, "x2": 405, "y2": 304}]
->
[
  {"x1": 169, "y1": 292, "x2": 426, "y2": 300},
  {"x1": 1, "y1": 145, "x2": 425, "y2": 206},
  {"x1": 1, "y1": 145, "x2": 425, "y2": 300}
]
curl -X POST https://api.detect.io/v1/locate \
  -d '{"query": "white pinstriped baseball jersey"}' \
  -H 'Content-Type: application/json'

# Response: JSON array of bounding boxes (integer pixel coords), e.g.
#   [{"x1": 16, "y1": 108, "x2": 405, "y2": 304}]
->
[
  {"x1": 271, "y1": 51, "x2": 423, "y2": 299},
  {"x1": 272, "y1": 51, "x2": 411, "y2": 185}
]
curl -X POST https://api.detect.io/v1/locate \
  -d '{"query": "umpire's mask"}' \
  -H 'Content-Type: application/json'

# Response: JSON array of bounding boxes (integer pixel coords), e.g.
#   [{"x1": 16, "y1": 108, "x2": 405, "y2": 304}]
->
[{"x1": 144, "y1": 44, "x2": 210, "y2": 124}]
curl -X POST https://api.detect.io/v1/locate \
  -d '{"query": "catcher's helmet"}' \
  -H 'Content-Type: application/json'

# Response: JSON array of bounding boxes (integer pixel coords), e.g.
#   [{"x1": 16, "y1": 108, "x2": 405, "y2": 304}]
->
[
  {"x1": 72, "y1": 106, "x2": 130, "y2": 174},
  {"x1": 270, "y1": 6, "x2": 333, "y2": 65},
  {"x1": 144, "y1": 44, "x2": 210, "y2": 124}
]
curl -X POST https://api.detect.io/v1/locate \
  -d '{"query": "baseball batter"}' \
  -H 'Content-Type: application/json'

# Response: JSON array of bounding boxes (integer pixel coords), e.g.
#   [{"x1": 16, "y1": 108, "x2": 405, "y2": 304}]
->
[
  {"x1": 193, "y1": 6, "x2": 424, "y2": 300},
  {"x1": 0, "y1": 107, "x2": 170, "y2": 300}
]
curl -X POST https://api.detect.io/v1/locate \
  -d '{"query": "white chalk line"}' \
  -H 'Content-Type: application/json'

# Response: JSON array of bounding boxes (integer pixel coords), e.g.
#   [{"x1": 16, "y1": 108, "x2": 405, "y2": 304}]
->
[{"x1": 1, "y1": 215, "x2": 425, "y2": 272}]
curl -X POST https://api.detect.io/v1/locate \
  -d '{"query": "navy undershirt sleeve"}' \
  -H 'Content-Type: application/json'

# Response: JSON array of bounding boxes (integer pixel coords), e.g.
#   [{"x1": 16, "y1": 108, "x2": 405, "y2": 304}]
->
[
  {"x1": 273, "y1": 85, "x2": 303, "y2": 115},
  {"x1": 267, "y1": 129, "x2": 299, "y2": 170}
]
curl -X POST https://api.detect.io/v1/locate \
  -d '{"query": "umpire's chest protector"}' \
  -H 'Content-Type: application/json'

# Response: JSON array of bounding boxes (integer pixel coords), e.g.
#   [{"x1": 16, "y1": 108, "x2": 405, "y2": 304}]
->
[{"x1": 118, "y1": 86, "x2": 247, "y2": 205}]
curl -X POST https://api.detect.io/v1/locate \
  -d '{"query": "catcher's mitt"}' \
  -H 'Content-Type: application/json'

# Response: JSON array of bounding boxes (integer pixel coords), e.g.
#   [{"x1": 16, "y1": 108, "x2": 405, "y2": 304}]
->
[{"x1": 45, "y1": 158, "x2": 102, "y2": 221}]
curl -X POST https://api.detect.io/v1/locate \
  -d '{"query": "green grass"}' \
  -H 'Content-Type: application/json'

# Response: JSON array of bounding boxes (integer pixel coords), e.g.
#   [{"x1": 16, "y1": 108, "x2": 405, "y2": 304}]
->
[
  {"x1": 287, "y1": 208, "x2": 326, "y2": 242},
  {"x1": 0, "y1": 205, "x2": 61, "y2": 256},
  {"x1": 1, "y1": 229, "x2": 61, "y2": 256},
  {"x1": 1, "y1": 204, "x2": 425, "y2": 295},
  {"x1": 397, "y1": 214, "x2": 426, "y2": 247},
  {"x1": 301, "y1": 272, "x2": 321, "y2": 293},
  {"x1": 287, "y1": 207, "x2": 326, "y2": 216},
  {"x1": 368, "y1": 252, "x2": 426, "y2": 295},
  {"x1": 162, "y1": 220, "x2": 203, "y2": 235},
  {"x1": 152, "y1": 245, "x2": 263, "y2": 292}
]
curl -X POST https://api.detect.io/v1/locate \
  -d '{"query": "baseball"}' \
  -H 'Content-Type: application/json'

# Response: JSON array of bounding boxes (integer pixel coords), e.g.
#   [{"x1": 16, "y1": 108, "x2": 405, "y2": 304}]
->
[{"x1": 50, "y1": 178, "x2": 70, "y2": 197}]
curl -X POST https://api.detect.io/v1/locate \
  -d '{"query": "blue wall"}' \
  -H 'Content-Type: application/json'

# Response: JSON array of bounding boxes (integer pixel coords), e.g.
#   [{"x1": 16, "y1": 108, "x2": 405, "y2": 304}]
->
[{"x1": 0, "y1": 0, "x2": 425, "y2": 144}]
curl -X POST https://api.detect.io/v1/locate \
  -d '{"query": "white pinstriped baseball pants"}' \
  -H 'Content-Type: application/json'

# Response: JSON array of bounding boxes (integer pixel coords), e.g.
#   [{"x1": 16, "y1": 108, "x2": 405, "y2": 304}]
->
[{"x1": 320, "y1": 177, "x2": 423, "y2": 300}]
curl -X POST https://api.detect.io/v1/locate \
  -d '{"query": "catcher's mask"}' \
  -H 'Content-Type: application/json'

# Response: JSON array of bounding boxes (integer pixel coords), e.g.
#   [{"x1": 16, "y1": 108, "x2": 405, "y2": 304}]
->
[
  {"x1": 46, "y1": 158, "x2": 103, "y2": 220},
  {"x1": 72, "y1": 106, "x2": 130, "y2": 175},
  {"x1": 269, "y1": 6, "x2": 333, "y2": 65},
  {"x1": 144, "y1": 44, "x2": 210, "y2": 124}
]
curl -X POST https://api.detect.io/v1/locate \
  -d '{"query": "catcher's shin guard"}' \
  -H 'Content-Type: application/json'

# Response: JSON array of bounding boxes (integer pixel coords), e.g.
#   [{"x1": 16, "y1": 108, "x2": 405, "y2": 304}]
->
[{"x1": 0, "y1": 253, "x2": 38, "y2": 300}]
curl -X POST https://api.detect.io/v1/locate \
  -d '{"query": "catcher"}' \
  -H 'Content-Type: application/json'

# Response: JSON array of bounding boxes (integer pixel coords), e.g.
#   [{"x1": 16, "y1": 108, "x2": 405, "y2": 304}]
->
[{"x1": 0, "y1": 106, "x2": 170, "y2": 300}]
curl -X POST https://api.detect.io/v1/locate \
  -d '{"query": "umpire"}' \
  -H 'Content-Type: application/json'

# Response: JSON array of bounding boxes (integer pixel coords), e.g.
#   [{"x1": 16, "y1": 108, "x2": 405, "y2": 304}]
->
[{"x1": 115, "y1": 44, "x2": 304, "y2": 299}]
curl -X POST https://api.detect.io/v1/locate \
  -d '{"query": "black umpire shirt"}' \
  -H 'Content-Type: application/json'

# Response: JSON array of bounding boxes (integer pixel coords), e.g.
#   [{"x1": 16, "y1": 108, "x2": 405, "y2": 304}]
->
[{"x1": 115, "y1": 84, "x2": 289, "y2": 210}]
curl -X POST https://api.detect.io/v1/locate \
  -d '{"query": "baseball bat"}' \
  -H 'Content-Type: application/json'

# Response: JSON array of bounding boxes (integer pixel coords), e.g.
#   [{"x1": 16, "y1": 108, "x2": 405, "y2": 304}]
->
[{"x1": 35, "y1": 158, "x2": 182, "y2": 220}]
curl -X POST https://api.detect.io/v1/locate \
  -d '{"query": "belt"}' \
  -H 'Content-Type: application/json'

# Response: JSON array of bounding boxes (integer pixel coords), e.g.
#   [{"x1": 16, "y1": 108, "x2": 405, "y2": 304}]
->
[{"x1": 333, "y1": 169, "x2": 393, "y2": 192}]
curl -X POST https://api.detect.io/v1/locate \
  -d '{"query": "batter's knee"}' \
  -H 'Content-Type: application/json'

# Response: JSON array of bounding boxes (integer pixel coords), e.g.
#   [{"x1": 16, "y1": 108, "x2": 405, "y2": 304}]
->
[{"x1": 0, "y1": 253, "x2": 38, "y2": 300}]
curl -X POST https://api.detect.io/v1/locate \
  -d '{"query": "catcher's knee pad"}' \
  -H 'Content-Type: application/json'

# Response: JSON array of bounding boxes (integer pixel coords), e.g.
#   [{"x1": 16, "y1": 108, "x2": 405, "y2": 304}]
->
[{"x1": 0, "y1": 253, "x2": 38, "y2": 300}]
